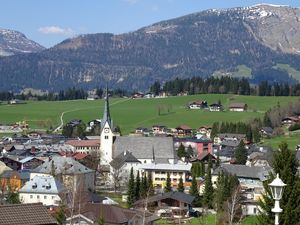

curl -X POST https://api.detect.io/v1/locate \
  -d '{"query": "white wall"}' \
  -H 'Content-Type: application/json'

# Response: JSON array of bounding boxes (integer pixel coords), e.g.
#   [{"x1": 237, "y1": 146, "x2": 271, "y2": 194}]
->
[{"x1": 20, "y1": 192, "x2": 61, "y2": 206}]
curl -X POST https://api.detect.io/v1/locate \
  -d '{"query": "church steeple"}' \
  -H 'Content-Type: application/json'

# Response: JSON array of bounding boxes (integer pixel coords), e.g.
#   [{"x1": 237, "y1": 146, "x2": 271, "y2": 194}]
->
[{"x1": 101, "y1": 86, "x2": 112, "y2": 131}]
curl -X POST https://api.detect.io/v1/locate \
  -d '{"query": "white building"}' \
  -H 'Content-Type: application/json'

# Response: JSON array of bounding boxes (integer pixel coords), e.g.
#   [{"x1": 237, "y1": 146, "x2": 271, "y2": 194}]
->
[
  {"x1": 138, "y1": 163, "x2": 191, "y2": 190},
  {"x1": 19, "y1": 175, "x2": 65, "y2": 206}
]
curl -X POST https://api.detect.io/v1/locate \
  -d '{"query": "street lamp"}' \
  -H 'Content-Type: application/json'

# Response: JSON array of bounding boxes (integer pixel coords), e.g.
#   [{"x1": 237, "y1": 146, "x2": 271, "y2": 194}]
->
[{"x1": 268, "y1": 173, "x2": 286, "y2": 225}]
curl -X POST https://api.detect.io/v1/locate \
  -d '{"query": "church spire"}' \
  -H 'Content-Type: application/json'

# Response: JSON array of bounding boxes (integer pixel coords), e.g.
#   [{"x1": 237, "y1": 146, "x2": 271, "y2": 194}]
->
[
  {"x1": 152, "y1": 145, "x2": 155, "y2": 163},
  {"x1": 101, "y1": 85, "x2": 112, "y2": 130}
]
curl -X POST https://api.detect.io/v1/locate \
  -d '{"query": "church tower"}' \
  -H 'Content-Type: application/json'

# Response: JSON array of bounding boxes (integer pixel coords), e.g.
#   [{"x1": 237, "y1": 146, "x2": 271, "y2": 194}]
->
[{"x1": 100, "y1": 86, "x2": 114, "y2": 165}]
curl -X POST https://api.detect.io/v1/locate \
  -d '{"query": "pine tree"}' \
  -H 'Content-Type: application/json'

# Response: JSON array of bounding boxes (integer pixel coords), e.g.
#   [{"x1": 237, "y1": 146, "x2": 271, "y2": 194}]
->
[
  {"x1": 189, "y1": 175, "x2": 201, "y2": 207},
  {"x1": 214, "y1": 171, "x2": 225, "y2": 211},
  {"x1": 210, "y1": 122, "x2": 219, "y2": 140},
  {"x1": 186, "y1": 145, "x2": 194, "y2": 159},
  {"x1": 178, "y1": 176, "x2": 185, "y2": 192},
  {"x1": 164, "y1": 172, "x2": 172, "y2": 192},
  {"x1": 234, "y1": 141, "x2": 247, "y2": 165},
  {"x1": 135, "y1": 171, "x2": 141, "y2": 201},
  {"x1": 147, "y1": 172, "x2": 154, "y2": 196},
  {"x1": 203, "y1": 157, "x2": 214, "y2": 208},
  {"x1": 140, "y1": 173, "x2": 148, "y2": 198},
  {"x1": 257, "y1": 141, "x2": 300, "y2": 225},
  {"x1": 177, "y1": 143, "x2": 186, "y2": 158},
  {"x1": 51, "y1": 160, "x2": 56, "y2": 177},
  {"x1": 127, "y1": 167, "x2": 135, "y2": 208}
]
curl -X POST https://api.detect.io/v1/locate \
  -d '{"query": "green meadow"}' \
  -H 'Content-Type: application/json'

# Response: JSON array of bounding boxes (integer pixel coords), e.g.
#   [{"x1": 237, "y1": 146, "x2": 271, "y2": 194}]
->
[{"x1": 0, "y1": 94, "x2": 299, "y2": 135}]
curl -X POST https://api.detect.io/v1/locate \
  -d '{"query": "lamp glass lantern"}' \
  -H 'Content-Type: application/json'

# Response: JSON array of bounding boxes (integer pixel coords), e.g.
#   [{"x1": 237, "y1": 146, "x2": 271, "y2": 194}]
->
[{"x1": 269, "y1": 174, "x2": 286, "y2": 200}]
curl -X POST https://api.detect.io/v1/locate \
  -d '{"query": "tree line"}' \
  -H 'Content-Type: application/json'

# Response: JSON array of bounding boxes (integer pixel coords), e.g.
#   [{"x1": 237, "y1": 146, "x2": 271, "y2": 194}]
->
[
  {"x1": 150, "y1": 76, "x2": 300, "y2": 96},
  {"x1": 210, "y1": 121, "x2": 261, "y2": 143},
  {"x1": 0, "y1": 87, "x2": 129, "y2": 101}
]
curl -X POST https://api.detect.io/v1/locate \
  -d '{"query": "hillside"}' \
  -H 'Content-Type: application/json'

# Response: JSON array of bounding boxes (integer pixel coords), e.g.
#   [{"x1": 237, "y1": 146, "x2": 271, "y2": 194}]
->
[
  {"x1": 1, "y1": 4, "x2": 300, "y2": 91},
  {"x1": 0, "y1": 29, "x2": 45, "y2": 56}
]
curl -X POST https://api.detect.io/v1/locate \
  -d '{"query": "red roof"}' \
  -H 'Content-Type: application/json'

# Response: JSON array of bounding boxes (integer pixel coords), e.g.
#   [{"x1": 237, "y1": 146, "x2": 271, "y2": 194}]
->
[
  {"x1": 65, "y1": 140, "x2": 100, "y2": 147},
  {"x1": 72, "y1": 152, "x2": 88, "y2": 160}
]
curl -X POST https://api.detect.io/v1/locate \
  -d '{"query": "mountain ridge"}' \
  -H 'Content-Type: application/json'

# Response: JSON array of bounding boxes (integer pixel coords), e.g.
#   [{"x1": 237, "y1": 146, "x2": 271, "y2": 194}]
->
[
  {"x1": 1, "y1": 5, "x2": 300, "y2": 91},
  {"x1": 0, "y1": 28, "x2": 45, "y2": 56}
]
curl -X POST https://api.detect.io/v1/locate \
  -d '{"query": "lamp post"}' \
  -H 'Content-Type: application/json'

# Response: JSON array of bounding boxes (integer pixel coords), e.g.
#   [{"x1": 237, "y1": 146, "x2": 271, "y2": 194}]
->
[{"x1": 268, "y1": 174, "x2": 286, "y2": 225}]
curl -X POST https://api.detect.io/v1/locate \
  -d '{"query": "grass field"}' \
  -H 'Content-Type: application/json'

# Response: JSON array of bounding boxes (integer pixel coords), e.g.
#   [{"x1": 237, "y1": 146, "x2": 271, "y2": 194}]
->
[
  {"x1": 261, "y1": 131, "x2": 300, "y2": 150},
  {"x1": 0, "y1": 94, "x2": 299, "y2": 134},
  {"x1": 157, "y1": 214, "x2": 257, "y2": 225}
]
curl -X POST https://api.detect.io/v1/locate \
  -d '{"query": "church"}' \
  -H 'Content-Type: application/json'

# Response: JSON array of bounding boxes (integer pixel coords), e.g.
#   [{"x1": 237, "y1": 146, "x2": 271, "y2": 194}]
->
[{"x1": 99, "y1": 88, "x2": 177, "y2": 167}]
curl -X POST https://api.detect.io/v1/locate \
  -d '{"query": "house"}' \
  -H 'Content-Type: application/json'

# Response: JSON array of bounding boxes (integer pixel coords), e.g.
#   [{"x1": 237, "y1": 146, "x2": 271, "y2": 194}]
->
[
  {"x1": 190, "y1": 151, "x2": 217, "y2": 164},
  {"x1": 86, "y1": 94, "x2": 99, "y2": 100},
  {"x1": 86, "y1": 119, "x2": 101, "y2": 131},
  {"x1": 144, "y1": 92, "x2": 155, "y2": 98},
  {"x1": 66, "y1": 203, "x2": 159, "y2": 225},
  {"x1": 0, "y1": 155, "x2": 43, "y2": 171},
  {"x1": 110, "y1": 151, "x2": 141, "y2": 187},
  {"x1": 66, "y1": 119, "x2": 82, "y2": 127},
  {"x1": 209, "y1": 103, "x2": 223, "y2": 112},
  {"x1": 31, "y1": 156, "x2": 95, "y2": 191},
  {"x1": 9, "y1": 99, "x2": 25, "y2": 104},
  {"x1": 189, "y1": 100, "x2": 208, "y2": 109},
  {"x1": 212, "y1": 164, "x2": 272, "y2": 189},
  {"x1": 175, "y1": 125, "x2": 193, "y2": 137},
  {"x1": 229, "y1": 103, "x2": 248, "y2": 112},
  {"x1": 132, "y1": 92, "x2": 144, "y2": 98},
  {"x1": 246, "y1": 151, "x2": 272, "y2": 167},
  {"x1": 214, "y1": 133, "x2": 246, "y2": 145},
  {"x1": 151, "y1": 125, "x2": 167, "y2": 135},
  {"x1": 134, "y1": 191, "x2": 194, "y2": 218},
  {"x1": 281, "y1": 116, "x2": 300, "y2": 125},
  {"x1": 0, "y1": 203, "x2": 57, "y2": 225},
  {"x1": 196, "y1": 126, "x2": 212, "y2": 138},
  {"x1": 138, "y1": 163, "x2": 191, "y2": 190},
  {"x1": 19, "y1": 175, "x2": 65, "y2": 207},
  {"x1": 65, "y1": 139, "x2": 100, "y2": 154},
  {"x1": 260, "y1": 127, "x2": 273, "y2": 137},
  {"x1": 19, "y1": 156, "x2": 44, "y2": 170},
  {"x1": 0, "y1": 170, "x2": 30, "y2": 191},
  {"x1": 135, "y1": 127, "x2": 146, "y2": 133},
  {"x1": 174, "y1": 137, "x2": 213, "y2": 158},
  {"x1": 0, "y1": 155, "x2": 22, "y2": 170}
]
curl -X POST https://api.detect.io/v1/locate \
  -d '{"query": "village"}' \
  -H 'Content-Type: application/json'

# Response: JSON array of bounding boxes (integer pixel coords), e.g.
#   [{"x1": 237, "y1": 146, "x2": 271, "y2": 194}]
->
[{"x1": 0, "y1": 89, "x2": 299, "y2": 225}]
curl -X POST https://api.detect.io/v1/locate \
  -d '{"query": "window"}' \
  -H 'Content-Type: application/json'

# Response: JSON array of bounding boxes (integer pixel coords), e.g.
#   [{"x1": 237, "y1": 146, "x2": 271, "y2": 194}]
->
[
  {"x1": 37, "y1": 195, "x2": 40, "y2": 199},
  {"x1": 52, "y1": 196, "x2": 55, "y2": 199},
  {"x1": 30, "y1": 195, "x2": 33, "y2": 199},
  {"x1": 44, "y1": 196, "x2": 47, "y2": 199},
  {"x1": 253, "y1": 208, "x2": 257, "y2": 214},
  {"x1": 105, "y1": 136, "x2": 108, "y2": 139}
]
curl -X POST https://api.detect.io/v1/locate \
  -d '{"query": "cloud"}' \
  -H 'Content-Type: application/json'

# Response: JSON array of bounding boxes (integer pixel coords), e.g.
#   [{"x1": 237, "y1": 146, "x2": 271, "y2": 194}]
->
[
  {"x1": 123, "y1": 0, "x2": 139, "y2": 4},
  {"x1": 38, "y1": 26, "x2": 74, "y2": 35}
]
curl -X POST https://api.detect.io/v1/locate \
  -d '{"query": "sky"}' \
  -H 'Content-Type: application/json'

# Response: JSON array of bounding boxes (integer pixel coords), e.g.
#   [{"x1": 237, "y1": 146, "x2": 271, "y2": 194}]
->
[{"x1": 1, "y1": 0, "x2": 299, "y2": 48}]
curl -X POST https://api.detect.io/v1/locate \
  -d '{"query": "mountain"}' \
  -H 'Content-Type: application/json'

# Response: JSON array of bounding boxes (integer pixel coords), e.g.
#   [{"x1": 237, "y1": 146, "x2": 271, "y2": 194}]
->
[
  {"x1": 0, "y1": 29, "x2": 45, "y2": 56},
  {"x1": 1, "y1": 4, "x2": 300, "y2": 91}
]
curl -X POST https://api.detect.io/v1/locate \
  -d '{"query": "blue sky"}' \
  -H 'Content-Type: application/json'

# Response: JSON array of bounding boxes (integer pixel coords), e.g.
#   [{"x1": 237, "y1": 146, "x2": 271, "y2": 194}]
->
[{"x1": 1, "y1": 0, "x2": 299, "y2": 48}]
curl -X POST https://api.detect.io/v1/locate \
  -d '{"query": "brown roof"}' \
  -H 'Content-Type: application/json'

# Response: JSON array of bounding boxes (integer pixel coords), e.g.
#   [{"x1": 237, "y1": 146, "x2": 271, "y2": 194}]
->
[
  {"x1": 65, "y1": 139, "x2": 100, "y2": 147},
  {"x1": 229, "y1": 102, "x2": 246, "y2": 108},
  {"x1": 176, "y1": 124, "x2": 192, "y2": 130},
  {"x1": 0, "y1": 203, "x2": 57, "y2": 225},
  {"x1": 69, "y1": 203, "x2": 157, "y2": 224}
]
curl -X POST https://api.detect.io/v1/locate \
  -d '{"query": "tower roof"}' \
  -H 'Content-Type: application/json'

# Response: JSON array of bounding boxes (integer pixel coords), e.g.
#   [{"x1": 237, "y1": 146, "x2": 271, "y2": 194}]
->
[{"x1": 101, "y1": 86, "x2": 112, "y2": 130}]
